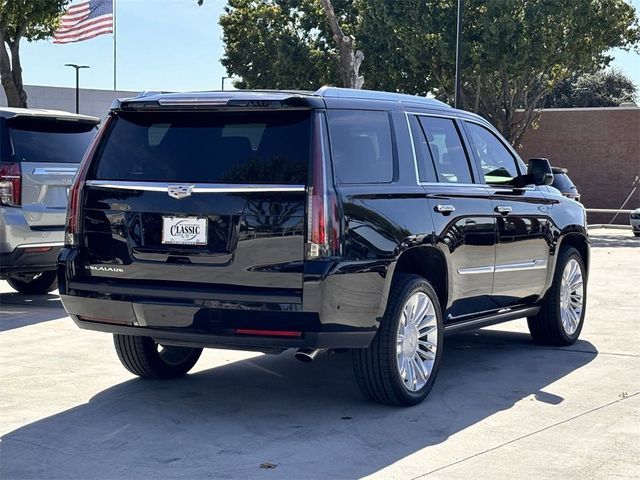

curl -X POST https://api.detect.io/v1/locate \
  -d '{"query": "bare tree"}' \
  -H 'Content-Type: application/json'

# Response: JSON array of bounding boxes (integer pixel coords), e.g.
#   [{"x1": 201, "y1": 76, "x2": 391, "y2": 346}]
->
[{"x1": 319, "y1": 0, "x2": 363, "y2": 89}]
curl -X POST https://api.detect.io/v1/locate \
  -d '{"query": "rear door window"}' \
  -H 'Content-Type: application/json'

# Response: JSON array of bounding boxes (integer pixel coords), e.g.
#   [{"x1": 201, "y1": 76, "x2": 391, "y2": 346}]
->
[
  {"x1": 92, "y1": 111, "x2": 311, "y2": 184},
  {"x1": 408, "y1": 115, "x2": 437, "y2": 182},
  {"x1": 7, "y1": 117, "x2": 96, "y2": 164},
  {"x1": 327, "y1": 110, "x2": 393, "y2": 184},
  {"x1": 418, "y1": 116, "x2": 473, "y2": 184}
]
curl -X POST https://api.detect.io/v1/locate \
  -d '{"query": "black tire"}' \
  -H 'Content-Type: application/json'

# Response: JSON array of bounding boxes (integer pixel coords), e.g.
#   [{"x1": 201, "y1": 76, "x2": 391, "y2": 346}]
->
[
  {"x1": 633, "y1": 231, "x2": 640, "y2": 237},
  {"x1": 6, "y1": 271, "x2": 58, "y2": 295},
  {"x1": 352, "y1": 274, "x2": 444, "y2": 406},
  {"x1": 113, "y1": 334, "x2": 202, "y2": 379},
  {"x1": 527, "y1": 247, "x2": 586, "y2": 346}
]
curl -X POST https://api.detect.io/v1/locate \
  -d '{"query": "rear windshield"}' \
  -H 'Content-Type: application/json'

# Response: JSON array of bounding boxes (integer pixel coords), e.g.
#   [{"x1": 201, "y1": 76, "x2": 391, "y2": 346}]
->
[
  {"x1": 92, "y1": 111, "x2": 311, "y2": 184},
  {"x1": 7, "y1": 117, "x2": 97, "y2": 164}
]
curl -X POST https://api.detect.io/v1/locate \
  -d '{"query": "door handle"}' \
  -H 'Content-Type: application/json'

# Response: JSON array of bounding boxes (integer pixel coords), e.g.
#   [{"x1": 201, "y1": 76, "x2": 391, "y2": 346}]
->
[
  {"x1": 435, "y1": 204, "x2": 456, "y2": 214},
  {"x1": 495, "y1": 205, "x2": 512, "y2": 215}
]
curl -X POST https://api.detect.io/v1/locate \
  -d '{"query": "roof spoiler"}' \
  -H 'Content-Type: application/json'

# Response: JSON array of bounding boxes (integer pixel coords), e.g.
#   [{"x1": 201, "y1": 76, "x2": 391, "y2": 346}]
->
[{"x1": 111, "y1": 91, "x2": 313, "y2": 111}]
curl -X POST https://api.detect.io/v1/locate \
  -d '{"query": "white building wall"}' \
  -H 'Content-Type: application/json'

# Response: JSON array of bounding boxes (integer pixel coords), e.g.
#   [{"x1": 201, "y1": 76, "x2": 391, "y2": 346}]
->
[{"x1": 0, "y1": 85, "x2": 139, "y2": 118}]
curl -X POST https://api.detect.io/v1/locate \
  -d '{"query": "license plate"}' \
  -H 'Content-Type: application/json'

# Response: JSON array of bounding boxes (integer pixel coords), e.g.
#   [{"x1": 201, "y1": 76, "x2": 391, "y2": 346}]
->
[{"x1": 161, "y1": 216, "x2": 208, "y2": 245}]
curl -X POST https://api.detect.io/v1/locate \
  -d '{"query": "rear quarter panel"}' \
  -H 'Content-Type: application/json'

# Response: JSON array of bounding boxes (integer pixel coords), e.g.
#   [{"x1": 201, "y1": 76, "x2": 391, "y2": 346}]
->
[{"x1": 303, "y1": 108, "x2": 436, "y2": 329}]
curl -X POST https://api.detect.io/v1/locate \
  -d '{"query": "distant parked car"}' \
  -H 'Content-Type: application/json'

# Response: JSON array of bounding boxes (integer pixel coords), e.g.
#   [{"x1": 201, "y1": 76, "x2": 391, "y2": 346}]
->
[
  {"x1": 551, "y1": 167, "x2": 581, "y2": 202},
  {"x1": 630, "y1": 208, "x2": 640, "y2": 237},
  {"x1": 0, "y1": 107, "x2": 100, "y2": 294}
]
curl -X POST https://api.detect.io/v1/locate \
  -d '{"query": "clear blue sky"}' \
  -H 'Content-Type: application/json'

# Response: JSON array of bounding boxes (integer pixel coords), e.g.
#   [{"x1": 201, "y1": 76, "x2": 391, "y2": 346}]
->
[{"x1": 20, "y1": 0, "x2": 640, "y2": 93}]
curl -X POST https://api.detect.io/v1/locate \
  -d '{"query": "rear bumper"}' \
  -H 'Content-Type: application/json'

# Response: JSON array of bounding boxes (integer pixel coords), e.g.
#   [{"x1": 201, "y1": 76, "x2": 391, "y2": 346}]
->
[
  {"x1": 0, "y1": 245, "x2": 61, "y2": 276},
  {"x1": 58, "y1": 247, "x2": 386, "y2": 351},
  {"x1": 1, "y1": 206, "x2": 64, "y2": 276},
  {"x1": 61, "y1": 294, "x2": 375, "y2": 351},
  {"x1": 0, "y1": 206, "x2": 64, "y2": 252}
]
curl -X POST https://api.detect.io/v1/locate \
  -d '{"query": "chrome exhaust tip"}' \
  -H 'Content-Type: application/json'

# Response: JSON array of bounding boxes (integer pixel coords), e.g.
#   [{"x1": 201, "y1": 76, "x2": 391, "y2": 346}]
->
[{"x1": 294, "y1": 348, "x2": 325, "y2": 363}]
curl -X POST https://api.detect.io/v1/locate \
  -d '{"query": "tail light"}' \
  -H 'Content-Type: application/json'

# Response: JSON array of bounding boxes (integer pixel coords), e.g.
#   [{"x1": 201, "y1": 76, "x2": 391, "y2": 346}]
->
[
  {"x1": 65, "y1": 117, "x2": 111, "y2": 247},
  {"x1": 0, "y1": 162, "x2": 21, "y2": 206},
  {"x1": 306, "y1": 112, "x2": 340, "y2": 260}
]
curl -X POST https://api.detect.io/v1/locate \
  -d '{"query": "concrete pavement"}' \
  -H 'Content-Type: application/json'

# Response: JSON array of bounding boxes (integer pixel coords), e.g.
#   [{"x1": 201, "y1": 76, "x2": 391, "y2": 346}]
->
[{"x1": 1, "y1": 229, "x2": 638, "y2": 479}]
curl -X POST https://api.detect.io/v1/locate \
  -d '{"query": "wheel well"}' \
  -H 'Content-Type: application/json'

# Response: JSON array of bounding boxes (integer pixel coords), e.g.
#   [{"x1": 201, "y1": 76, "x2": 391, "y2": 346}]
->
[
  {"x1": 391, "y1": 247, "x2": 447, "y2": 309},
  {"x1": 560, "y1": 233, "x2": 589, "y2": 271}
]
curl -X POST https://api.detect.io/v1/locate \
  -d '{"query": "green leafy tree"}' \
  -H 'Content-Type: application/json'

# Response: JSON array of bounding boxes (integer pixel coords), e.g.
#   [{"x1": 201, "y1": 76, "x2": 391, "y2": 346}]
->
[
  {"x1": 0, "y1": 0, "x2": 69, "y2": 107},
  {"x1": 545, "y1": 69, "x2": 638, "y2": 107},
  {"x1": 360, "y1": 0, "x2": 640, "y2": 144},
  {"x1": 214, "y1": 0, "x2": 639, "y2": 145},
  {"x1": 203, "y1": 0, "x2": 360, "y2": 90},
  {"x1": 216, "y1": 0, "x2": 351, "y2": 90}
]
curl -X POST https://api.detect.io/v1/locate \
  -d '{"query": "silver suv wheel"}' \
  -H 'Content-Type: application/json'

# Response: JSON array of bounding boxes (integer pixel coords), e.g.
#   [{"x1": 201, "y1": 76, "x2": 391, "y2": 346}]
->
[
  {"x1": 396, "y1": 291, "x2": 438, "y2": 392},
  {"x1": 560, "y1": 258, "x2": 584, "y2": 335}
]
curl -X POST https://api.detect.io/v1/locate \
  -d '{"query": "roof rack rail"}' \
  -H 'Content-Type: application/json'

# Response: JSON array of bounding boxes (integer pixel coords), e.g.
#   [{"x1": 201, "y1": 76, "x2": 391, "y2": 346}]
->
[{"x1": 314, "y1": 86, "x2": 450, "y2": 108}]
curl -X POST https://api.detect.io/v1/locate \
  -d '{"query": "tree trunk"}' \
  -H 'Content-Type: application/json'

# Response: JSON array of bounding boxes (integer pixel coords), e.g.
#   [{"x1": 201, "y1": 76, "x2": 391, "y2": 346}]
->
[
  {"x1": 320, "y1": 0, "x2": 364, "y2": 89},
  {"x1": 0, "y1": 27, "x2": 27, "y2": 108},
  {"x1": 8, "y1": 40, "x2": 27, "y2": 107}
]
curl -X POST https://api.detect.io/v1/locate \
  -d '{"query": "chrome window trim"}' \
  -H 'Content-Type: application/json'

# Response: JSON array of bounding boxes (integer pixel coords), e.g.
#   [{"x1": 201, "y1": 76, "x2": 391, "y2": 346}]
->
[
  {"x1": 420, "y1": 181, "x2": 484, "y2": 189},
  {"x1": 85, "y1": 180, "x2": 306, "y2": 193},
  {"x1": 458, "y1": 259, "x2": 547, "y2": 275}
]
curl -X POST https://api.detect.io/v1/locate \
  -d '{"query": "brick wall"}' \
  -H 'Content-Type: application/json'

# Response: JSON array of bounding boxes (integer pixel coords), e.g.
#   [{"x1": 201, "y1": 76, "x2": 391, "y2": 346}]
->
[{"x1": 517, "y1": 107, "x2": 640, "y2": 224}]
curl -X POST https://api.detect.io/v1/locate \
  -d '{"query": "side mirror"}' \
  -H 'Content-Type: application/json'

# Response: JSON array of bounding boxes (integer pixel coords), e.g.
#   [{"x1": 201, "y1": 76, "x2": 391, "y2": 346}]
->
[
  {"x1": 514, "y1": 158, "x2": 554, "y2": 187},
  {"x1": 528, "y1": 158, "x2": 554, "y2": 186}
]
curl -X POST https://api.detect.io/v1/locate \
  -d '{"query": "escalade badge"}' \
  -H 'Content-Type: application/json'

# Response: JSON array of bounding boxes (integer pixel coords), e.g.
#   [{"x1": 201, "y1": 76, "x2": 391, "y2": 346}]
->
[
  {"x1": 88, "y1": 265, "x2": 124, "y2": 273},
  {"x1": 168, "y1": 184, "x2": 195, "y2": 199}
]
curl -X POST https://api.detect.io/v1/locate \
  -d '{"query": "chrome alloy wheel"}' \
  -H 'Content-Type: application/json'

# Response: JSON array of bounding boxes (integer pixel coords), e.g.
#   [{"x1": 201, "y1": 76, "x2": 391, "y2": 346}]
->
[
  {"x1": 560, "y1": 258, "x2": 584, "y2": 335},
  {"x1": 396, "y1": 291, "x2": 438, "y2": 392}
]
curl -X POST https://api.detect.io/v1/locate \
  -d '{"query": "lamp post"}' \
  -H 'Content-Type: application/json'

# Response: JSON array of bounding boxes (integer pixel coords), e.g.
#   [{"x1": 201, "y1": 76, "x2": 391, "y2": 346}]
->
[
  {"x1": 454, "y1": 0, "x2": 464, "y2": 109},
  {"x1": 64, "y1": 64, "x2": 90, "y2": 113},
  {"x1": 221, "y1": 76, "x2": 233, "y2": 91}
]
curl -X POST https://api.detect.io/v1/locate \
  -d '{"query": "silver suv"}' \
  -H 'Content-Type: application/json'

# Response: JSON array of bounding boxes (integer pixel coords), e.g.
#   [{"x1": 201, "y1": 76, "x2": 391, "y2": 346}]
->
[{"x1": 1, "y1": 108, "x2": 99, "y2": 294}]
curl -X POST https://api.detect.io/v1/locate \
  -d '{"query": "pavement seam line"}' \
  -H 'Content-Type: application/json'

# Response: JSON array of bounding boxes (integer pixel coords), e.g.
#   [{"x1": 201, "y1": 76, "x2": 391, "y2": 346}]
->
[
  {"x1": 409, "y1": 391, "x2": 640, "y2": 479},
  {"x1": 457, "y1": 343, "x2": 639, "y2": 358}
]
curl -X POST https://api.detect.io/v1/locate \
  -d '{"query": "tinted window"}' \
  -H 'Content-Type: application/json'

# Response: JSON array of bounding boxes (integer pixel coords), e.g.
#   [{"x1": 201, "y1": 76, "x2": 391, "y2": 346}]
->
[
  {"x1": 92, "y1": 111, "x2": 310, "y2": 184},
  {"x1": 7, "y1": 118, "x2": 96, "y2": 164},
  {"x1": 552, "y1": 173, "x2": 576, "y2": 191},
  {"x1": 419, "y1": 117, "x2": 472, "y2": 184},
  {"x1": 408, "y1": 115, "x2": 437, "y2": 182},
  {"x1": 465, "y1": 122, "x2": 519, "y2": 184},
  {"x1": 327, "y1": 110, "x2": 393, "y2": 184}
]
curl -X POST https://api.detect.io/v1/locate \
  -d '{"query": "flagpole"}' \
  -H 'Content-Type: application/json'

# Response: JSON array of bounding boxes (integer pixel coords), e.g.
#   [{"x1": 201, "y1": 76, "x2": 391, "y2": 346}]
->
[{"x1": 113, "y1": 0, "x2": 117, "y2": 90}]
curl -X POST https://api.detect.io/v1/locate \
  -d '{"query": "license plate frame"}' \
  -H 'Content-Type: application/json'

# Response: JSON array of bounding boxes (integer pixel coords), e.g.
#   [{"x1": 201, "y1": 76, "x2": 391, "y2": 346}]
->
[{"x1": 161, "y1": 216, "x2": 208, "y2": 245}]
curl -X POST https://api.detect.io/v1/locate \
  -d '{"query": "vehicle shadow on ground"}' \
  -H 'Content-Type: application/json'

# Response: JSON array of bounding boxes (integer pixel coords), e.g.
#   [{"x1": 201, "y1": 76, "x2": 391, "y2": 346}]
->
[
  {"x1": 589, "y1": 234, "x2": 639, "y2": 248},
  {"x1": 0, "y1": 292, "x2": 66, "y2": 332},
  {"x1": 0, "y1": 328, "x2": 597, "y2": 479}
]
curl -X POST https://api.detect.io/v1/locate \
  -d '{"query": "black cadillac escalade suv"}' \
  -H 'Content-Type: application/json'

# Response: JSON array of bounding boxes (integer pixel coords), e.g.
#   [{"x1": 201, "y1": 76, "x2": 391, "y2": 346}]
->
[{"x1": 58, "y1": 87, "x2": 589, "y2": 406}]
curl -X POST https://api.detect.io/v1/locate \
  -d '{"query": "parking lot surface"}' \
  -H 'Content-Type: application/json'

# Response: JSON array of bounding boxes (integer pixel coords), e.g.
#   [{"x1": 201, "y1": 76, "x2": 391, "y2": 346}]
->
[{"x1": 1, "y1": 229, "x2": 639, "y2": 480}]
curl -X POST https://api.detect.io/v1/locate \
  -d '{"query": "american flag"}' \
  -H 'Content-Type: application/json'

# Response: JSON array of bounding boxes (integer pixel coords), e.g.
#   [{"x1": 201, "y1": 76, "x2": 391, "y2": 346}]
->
[{"x1": 53, "y1": 0, "x2": 113, "y2": 44}]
